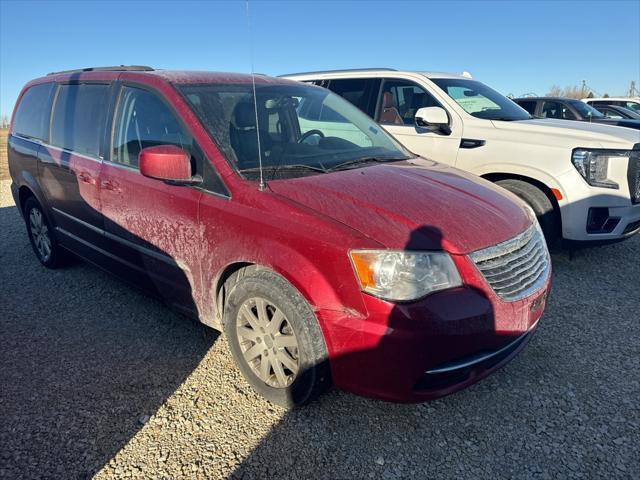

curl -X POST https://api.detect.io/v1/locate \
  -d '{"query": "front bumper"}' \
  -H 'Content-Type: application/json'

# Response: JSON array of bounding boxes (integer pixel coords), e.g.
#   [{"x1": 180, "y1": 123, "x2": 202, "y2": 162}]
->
[
  {"x1": 557, "y1": 166, "x2": 640, "y2": 241},
  {"x1": 317, "y1": 269, "x2": 550, "y2": 403}
]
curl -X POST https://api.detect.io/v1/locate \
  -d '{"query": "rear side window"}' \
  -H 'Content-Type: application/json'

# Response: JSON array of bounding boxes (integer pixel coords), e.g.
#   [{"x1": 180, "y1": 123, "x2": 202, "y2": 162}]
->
[
  {"x1": 12, "y1": 83, "x2": 55, "y2": 141},
  {"x1": 516, "y1": 100, "x2": 537, "y2": 115},
  {"x1": 51, "y1": 84, "x2": 110, "y2": 157},
  {"x1": 326, "y1": 78, "x2": 379, "y2": 116},
  {"x1": 112, "y1": 86, "x2": 190, "y2": 168}
]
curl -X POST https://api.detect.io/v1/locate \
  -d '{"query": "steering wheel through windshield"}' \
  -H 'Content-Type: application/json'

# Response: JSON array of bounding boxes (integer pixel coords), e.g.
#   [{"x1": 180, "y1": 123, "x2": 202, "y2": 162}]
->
[{"x1": 298, "y1": 129, "x2": 325, "y2": 144}]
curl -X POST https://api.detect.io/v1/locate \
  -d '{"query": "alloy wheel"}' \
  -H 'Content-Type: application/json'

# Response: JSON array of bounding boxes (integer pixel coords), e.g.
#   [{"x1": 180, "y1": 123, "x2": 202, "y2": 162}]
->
[
  {"x1": 236, "y1": 297, "x2": 300, "y2": 388},
  {"x1": 29, "y1": 207, "x2": 52, "y2": 263}
]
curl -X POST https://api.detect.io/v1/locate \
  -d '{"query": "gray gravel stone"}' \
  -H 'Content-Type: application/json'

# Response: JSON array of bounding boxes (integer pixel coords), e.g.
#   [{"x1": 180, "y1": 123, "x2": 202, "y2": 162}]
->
[{"x1": 0, "y1": 179, "x2": 638, "y2": 479}]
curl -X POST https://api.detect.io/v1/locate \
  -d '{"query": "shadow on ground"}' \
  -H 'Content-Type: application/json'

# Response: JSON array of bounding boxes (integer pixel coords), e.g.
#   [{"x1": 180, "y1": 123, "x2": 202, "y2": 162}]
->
[{"x1": 0, "y1": 204, "x2": 218, "y2": 478}]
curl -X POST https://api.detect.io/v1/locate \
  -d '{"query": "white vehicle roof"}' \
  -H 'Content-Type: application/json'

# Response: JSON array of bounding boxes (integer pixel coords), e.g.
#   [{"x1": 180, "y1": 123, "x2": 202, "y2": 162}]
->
[
  {"x1": 582, "y1": 97, "x2": 640, "y2": 103},
  {"x1": 283, "y1": 68, "x2": 469, "y2": 80}
]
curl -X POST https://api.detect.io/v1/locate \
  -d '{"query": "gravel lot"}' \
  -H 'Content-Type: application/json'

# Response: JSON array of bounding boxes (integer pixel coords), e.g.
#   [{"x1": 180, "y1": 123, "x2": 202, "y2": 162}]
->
[{"x1": 0, "y1": 178, "x2": 638, "y2": 479}]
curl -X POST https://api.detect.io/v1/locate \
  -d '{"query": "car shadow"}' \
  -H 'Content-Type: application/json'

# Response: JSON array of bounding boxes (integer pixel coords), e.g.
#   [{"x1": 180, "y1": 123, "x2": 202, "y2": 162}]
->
[{"x1": 0, "y1": 203, "x2": 218, "y2": 479}]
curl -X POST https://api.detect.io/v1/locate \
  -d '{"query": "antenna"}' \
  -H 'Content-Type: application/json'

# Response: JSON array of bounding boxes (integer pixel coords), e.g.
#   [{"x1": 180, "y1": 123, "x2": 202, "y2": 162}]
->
[{"x1": 245, "y1": 0, "x2": 266, "y2": 191}]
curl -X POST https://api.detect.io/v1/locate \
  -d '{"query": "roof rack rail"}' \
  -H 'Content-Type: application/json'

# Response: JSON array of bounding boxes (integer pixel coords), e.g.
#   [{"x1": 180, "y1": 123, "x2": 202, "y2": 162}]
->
[
  {"x1": 279, "y1": 67, "x2": 397, "y2": 77},
  {"x1": 47, "y1": 65, "x2": 154, "y2": 76}
]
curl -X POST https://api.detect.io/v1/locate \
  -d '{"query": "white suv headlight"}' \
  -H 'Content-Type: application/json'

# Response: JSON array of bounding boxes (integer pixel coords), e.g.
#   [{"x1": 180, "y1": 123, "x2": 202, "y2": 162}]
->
[
  {"x1": 349, "y1": 250, "x2": 462, "y2": 302},
  {"x1": 572, "y1": 148, "x2": 627, "y2": 189}
]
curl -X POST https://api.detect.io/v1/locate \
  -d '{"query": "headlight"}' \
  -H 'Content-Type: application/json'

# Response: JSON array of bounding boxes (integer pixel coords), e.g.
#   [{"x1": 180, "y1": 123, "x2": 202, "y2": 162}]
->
[
  {"x1": 572, "y1": 149, "x2": 626, "y2": 189},
  {"x1": 349, "y1": 250, "x2": 462, "y2": 301}
]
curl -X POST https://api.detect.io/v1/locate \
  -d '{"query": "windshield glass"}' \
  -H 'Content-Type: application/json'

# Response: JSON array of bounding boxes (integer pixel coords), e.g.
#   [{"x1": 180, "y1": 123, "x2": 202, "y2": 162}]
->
[
  {"x1": 431, "y1": 78, "x2": 531, "y2": 121},
  {"x1": 176, "y1": 83, "x2": 410, "y2": 179},
  {"x1": 568, "y1": 100, "x2": 604, "y2": 118}
]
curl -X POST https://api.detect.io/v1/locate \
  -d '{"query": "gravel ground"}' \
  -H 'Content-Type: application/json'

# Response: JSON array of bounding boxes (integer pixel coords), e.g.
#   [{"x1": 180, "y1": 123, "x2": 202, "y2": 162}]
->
[{"x1": 0, "y1": 178, "x2": 638, "y2": 479}]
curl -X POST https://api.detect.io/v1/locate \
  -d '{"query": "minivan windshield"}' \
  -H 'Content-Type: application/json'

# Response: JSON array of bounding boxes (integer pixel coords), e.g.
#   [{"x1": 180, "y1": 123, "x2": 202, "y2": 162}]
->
[
  {"x1": 431, "y1": 78, "x2": 532, "y2": 121},
  {"x1": 176, "y1": 83, "x2": 411, "y2": 179}
]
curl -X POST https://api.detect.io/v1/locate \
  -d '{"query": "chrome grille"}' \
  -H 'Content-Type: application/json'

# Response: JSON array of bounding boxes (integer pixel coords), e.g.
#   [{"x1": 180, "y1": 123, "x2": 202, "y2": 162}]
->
[
  {"x1": 469, "y1": 224, "x2": 550, "y2": 302},
  {"x1": 628, "y1": 152, "x2": 640, "y2": 205}
]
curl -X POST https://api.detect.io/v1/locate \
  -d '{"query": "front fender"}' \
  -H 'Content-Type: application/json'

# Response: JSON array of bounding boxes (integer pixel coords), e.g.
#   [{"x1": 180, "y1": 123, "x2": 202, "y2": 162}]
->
[{"x1": 474, "y1": 164, "x2": 568, "y2": 206}]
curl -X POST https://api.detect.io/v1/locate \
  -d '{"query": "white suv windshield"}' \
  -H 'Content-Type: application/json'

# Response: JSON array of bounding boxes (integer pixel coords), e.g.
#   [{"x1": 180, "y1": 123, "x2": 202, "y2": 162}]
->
[
  {"x1": 432, "y1": 78, "x2": 532, "y2": 121},
  {"x1": 177, "y1": 83, "x2": 410, "y2": 179}
]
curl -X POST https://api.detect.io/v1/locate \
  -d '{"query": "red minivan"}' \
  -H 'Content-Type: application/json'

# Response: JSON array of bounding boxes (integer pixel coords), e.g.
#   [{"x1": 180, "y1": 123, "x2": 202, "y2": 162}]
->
[{"x1": 8, "y1": 66, "x2": 551, "y2": 406}]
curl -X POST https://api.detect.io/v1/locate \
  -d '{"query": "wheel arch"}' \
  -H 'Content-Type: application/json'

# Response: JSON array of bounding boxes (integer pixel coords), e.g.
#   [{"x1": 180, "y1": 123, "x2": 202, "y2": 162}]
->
[{"x1": 481, "y1": 172, "x2": 562, "y2": 218}]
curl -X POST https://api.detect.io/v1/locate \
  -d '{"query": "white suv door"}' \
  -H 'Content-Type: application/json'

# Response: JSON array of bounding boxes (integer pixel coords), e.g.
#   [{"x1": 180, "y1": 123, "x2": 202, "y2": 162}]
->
[{"x1": 372, "y1": 78, "x2": 461, "y2": 165}]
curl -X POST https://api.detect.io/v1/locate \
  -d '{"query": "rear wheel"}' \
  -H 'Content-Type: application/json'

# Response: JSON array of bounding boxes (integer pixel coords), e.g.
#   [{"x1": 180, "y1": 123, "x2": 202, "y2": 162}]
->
[
  {"x1": 24, "y1": 197, "x2": 66, "y2": 268},
  {"x1": 224, "y1": 267, "x2": 331, "y2": 408},
  {"x1": 496, "y1": 179, "x2": 561, "y2": 249}
]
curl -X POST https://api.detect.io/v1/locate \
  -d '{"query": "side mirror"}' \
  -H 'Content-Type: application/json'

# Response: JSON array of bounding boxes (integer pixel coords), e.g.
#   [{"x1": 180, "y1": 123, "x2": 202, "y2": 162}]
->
[
  {"x1": 415, "y1": 107, "x2": 451, "y2": 134},
  {"x1": 139, "y1": 145, "x2": 198, "y2": 185}
]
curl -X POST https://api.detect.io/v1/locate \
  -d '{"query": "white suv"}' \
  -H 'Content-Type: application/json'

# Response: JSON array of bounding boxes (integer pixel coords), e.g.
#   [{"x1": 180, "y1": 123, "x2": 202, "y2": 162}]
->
[
  {"x1": 582, "y1": 97, "x2": 640, "y2": 116},
  {"x1": 284, "y1": 69, "x2": 640, "y2": 245}
]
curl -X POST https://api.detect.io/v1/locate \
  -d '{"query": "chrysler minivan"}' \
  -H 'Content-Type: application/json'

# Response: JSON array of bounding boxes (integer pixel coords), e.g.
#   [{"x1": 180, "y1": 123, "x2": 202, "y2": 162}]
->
[{"x1": 8, "y1": 66, "x2": 551, "y2": 406}]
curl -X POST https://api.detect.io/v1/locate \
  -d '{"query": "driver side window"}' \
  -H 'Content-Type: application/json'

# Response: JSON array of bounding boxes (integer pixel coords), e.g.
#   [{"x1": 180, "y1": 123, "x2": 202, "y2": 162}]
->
[
  {"x1": 541, "y1": 101, "x2": 576, "y2": 120},
  {"x1": 112, "y1": 86, "x2": 191, "y2": 168},
  {"x1": 377, "y1": 80, "x2": 440, "y2": 126}
]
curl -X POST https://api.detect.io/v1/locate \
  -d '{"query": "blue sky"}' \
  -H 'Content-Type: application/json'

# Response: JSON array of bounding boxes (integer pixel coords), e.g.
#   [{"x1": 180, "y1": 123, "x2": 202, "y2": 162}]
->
[{"x1": 1, "y1": 0, "x2": 638, "y2": 118}]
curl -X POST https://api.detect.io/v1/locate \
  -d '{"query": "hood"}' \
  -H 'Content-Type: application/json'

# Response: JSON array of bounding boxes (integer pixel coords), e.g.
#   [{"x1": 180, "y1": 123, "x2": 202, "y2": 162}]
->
[
  {"x1": 491, "y1": 118, "x2": 640, "y2": 149},
  {"x1": 267, "y1": 158, "x2": 532, "y2": 254}
]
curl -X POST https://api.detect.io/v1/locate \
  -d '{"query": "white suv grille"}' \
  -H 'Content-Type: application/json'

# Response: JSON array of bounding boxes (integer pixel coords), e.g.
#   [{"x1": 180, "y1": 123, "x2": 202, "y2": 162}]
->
[
  {"x1": 628, "y1": 152, "x2": 640, "y2": 205},
  {"x1": 469, "y1": 224, "x2": 550, "y2": 302}
]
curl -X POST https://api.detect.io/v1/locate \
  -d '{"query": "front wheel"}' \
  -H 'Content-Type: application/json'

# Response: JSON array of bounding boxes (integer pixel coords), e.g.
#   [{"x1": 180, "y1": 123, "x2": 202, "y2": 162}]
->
[
  {"x1": 224, "y1": 268, "x2": 331, "y2": 408},
  {"x1": 496, "y1": 179, "x2": 561, "y2": 249}
]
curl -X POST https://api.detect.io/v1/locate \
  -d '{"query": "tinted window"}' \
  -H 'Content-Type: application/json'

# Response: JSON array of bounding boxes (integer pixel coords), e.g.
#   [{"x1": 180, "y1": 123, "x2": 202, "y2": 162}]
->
[
  {"x1": 297, "y1": 95, "x2": 349, "y2": 123},
  {"x1": 51, "y1": 84, "x2": 109, "y2": 157},
  {"x1": 12, "y1": 83, "x2": 55, "y2": 141},
  {"x1": 540, "y1": 101, "x2": 576, "y2": 120},
  {"x1": 568, "y1": 100, "x2": 604, "y2": 118},
  {"x1": 326, "y1": 78, "x2": 377, "y2": 115},
  {"x1": 378, "y1": 79, "x2": 441, "y2": 125},
  {"x1": 112, "y1": 87, "x2": 190, "y2": 168},
  {"x1": 516, "y1": 100, "x2": 537, "y2": 115}
]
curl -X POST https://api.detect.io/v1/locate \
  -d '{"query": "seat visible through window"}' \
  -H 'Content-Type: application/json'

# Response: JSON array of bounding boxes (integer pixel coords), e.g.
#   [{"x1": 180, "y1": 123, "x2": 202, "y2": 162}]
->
[{"x1": 112, "y1": 87, "x2": 190, "y2": 168}]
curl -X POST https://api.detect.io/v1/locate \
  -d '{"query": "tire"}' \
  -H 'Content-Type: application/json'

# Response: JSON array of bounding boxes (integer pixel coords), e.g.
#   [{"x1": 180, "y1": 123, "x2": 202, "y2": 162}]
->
[
  {"x1": 496, "y1": 179, "x2": 561, "y2": 249},
  {"x1": 23, "y1": 197, "x2": 67, "y2": 268},
  {"x1": 223, "y1": 267, "x2": 331, "y2": 408}
]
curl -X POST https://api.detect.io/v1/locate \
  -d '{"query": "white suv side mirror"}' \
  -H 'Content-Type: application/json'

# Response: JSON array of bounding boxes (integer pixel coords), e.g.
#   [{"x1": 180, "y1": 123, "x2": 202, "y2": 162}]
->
[
  {"x1": 415, "y1": 106, "x2": 448, "y2": 126},
  {"x1": 415, "y1": 107, "x2": 451, "y2": 134}
]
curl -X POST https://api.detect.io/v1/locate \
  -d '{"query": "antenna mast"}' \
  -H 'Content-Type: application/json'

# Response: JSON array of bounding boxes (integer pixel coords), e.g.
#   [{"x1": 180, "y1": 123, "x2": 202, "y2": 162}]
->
[{"x1": 245, "y1": 0, "x2": 265, "y2": 191}]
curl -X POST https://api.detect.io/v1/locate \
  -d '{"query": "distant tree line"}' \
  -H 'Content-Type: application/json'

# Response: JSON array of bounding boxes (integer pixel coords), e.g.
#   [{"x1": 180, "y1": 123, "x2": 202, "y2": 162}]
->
[{"x1": 546, "y1": 85, "x2": 611, "y2": 99}]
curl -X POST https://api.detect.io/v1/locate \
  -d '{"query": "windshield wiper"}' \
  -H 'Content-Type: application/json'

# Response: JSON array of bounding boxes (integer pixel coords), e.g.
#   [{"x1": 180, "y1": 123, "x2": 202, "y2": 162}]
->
[
  {"x1": 327, "y1": 156, "x2": 407, "y2": 172},
  {"x1": 488, "y1": 117, "x2": 521, "y2": 122},
  {"x1": 240, "y1": 164, "x2": 329, "y2": 175}
]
